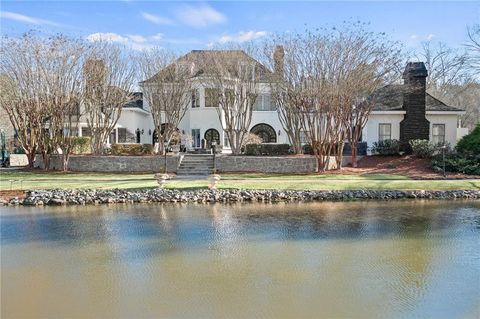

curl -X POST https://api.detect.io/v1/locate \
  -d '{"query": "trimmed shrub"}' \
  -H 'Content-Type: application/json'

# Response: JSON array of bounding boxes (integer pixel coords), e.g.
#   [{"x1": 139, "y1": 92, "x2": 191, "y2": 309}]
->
[
  {"x1": 244, "y1": 143, "x2": 291, "y2": 156},
  {"x1": 371, "y1": 139, "x2": 400, "y2": 156},
  {"x1": 72, "y1": 137, "x2": 91, "y2": 154},
  {"x1": 432, "y1": 153, "x2": 480, "y2": 175},
  {"x1": 302, "y1": 144, "x2": 314, "y2": 155},
  {"x1": 141, "y1": 144, "x2": 154, "y2": 155},
  {"x1": 110, "y1": 144, "x2": 154, "y2": 155},
  {"x1": 409, "y1": 139, "x2": 436, "y2": 158},
  {"x1": 456, "y1": 124, "x2": 480, "y2": 155}
]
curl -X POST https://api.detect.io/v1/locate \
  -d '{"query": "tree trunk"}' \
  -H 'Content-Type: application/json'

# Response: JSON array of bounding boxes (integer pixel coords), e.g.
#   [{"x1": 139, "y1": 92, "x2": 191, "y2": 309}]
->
[
  {"x1": 351, "y1": 142, "x2": 358, "y2": 168},
  {"x1": 26, "y1": 151, "x2": 36, "y2": 169},
  {"x1": 41, "y1": 152, "x2": 51, "y2": 171},
  {"x1": 62, "y1": 153, "x2": 69, "y2": 172}
]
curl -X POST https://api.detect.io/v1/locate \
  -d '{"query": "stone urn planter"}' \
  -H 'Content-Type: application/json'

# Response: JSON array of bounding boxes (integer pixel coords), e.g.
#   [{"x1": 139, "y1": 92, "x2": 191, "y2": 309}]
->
[
  {"x1": 208, "y1": 174, "x2": 221, "y2": 190},
  {"x1": 154, "y1": 173, "x2": 170, "y2": 189}
]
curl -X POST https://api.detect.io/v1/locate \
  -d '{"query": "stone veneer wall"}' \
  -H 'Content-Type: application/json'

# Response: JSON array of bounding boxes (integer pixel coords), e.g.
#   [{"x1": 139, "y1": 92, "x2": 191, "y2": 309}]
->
[
  {"x1": 216, "y1": 156, "x2": 321, "y2": 173},
  {"x1": 34, "y1": 154, "x2": 361, "y2": 173},
  {"x1": 34, "y1": 155, "x2": 180, "y2": 173},
  {"x1": 9, "y1": 154, "x2": 29, "y2": 167}
]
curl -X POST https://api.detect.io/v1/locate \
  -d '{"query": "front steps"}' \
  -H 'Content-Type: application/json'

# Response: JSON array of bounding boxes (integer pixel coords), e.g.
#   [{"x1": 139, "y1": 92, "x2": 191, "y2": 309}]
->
[{"x1": 177, "y1": 154, "x2": 214, "y2": 176}]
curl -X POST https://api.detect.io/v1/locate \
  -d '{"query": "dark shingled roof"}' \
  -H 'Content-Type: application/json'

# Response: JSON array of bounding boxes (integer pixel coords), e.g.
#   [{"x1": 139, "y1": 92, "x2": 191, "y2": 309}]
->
[
  {"x1": 124, "y1": 92, "x2": 143, "y2": 109},
  {"x1": 372, "y1": 85, "x2": 463, "y2": 112},
  {"x1": 142, "y1": 50, "x2": 272, "y2": 83}
]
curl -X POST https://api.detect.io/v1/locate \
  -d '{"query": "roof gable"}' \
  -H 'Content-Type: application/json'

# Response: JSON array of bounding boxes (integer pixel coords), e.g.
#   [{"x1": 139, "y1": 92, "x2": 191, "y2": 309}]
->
[{"x1": 372, "y1": 84, "x2": 463, "y2": 112}]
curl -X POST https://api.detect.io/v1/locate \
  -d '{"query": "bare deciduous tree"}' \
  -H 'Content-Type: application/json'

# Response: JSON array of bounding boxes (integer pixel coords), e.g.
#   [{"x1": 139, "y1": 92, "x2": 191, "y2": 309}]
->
[
  {"x1": 467, "y1": 24, "x2": 480, "y2": 72},
  {"x1": 1, "y1": 33, "x2": 50, "y2": 168},
  {"x1": 267, "y1": 24, "x2": 402, "y2": 170},
  {"x1": 138, "y1": 48, "x2": 192, "y2": 155},
  {"x1": 82, "y1": 42, "x2": 136, "y2": 154},
  {"x1": 199, "y1": 50, "x2": 262, "y2": 155},
  {"x1": 416, "y1": 40, "x2": 478, "y2": 130}
]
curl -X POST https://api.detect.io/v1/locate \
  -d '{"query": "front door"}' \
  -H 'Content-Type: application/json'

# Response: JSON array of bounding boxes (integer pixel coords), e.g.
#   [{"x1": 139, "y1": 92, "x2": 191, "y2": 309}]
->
[{"x1": 191, "y1": 129, "x2": 201, "y2": 148}]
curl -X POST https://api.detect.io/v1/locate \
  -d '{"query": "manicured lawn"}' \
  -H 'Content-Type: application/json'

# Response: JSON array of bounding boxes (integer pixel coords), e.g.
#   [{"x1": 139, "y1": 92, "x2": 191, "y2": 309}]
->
[{"x1": 1, "y1": 170, "x2": 479, "y2": 191}]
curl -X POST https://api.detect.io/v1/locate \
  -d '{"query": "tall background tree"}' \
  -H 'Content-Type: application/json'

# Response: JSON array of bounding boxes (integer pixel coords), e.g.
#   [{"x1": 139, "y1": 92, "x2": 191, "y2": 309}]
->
[
  {"x1": 138, "y1": 48, "x2": 192, "y2": 155},
  {"x1": 415, "y1": 40, "x2": 478, "y2": 131},
  {"x1": 82, "y1": 42, "x2": 136, "y2": 154}
]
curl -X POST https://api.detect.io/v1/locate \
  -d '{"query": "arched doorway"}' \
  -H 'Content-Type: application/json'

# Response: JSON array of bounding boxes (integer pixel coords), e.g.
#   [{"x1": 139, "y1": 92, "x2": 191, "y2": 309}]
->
[
  {"x1": 250, "y1": 123, "x2": 277, "y2": 143},
  {"x1": 204, "y1": 128, "x2": 220, "y2": 148},
  {"x1": 152, "y1": 123, "x2": 179, "y2": 144}
]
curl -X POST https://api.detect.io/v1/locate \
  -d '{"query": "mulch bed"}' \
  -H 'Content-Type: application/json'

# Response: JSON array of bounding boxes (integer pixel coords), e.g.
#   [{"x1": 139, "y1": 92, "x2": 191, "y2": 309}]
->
[
  {"x1": 338, "y1": 155, "x2": 479, "y2": 179},
  {"x1": 0, "y1": 190, "x2": 26, "y2": 202}
]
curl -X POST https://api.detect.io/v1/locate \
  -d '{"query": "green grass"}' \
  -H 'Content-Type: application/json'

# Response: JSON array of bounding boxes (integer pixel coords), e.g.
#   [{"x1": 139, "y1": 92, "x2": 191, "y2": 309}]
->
[{"x1": 1, "y1": 170, "x2": 479, "y2": 191}]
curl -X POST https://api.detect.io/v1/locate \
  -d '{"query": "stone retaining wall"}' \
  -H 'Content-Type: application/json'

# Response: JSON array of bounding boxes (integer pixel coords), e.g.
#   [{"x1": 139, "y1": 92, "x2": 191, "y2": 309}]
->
[
  {"x1": 216, "y1": 156, "x2": 320, "y2": 173},
  {"x1": 34, "y1": 155, "x2": 180, "y2": 173},
  {"x1": 216, "y1": 155, "x2": 360, "y2": 173},
  {"x1": 9, "y1": 154, "x2": 28, "y2": 167},
  {"x1": 33, "y1": 154, "x2": 362, "y2": 173}
]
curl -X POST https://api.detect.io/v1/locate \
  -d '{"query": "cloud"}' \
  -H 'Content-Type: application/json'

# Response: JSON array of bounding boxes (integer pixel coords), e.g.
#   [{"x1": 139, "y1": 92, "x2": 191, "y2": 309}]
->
[
  {"x1": 208, "y1": 30, "x2": 268, "y2": 47},
  {"x1": 151, "y1": 33, "x2": 163, "y2": 41},
  {"x1": 0, "y1": 11, "x2": 60, "y2": 26},
  {"x1": 409, "y1": 33, "x2": 436, "y2": 41},
  {"x1": 86, "y1": 32, "x2": 130, "y2": 44},
  {"x1": 85, "y1": 32, "x2": 164, "y2": 51},
  {"x1": 127, "y1": 34, "x2": 147, "y2": 43},
  {"x1": 141, "y1": 12, "x2": 174, "y2": 25},
  {"x1": 217, "y1": 31, "x2": 268, "y2": 44},
  {"x1": 175, "y1": 4, "x2": 226, "y2": 28}
]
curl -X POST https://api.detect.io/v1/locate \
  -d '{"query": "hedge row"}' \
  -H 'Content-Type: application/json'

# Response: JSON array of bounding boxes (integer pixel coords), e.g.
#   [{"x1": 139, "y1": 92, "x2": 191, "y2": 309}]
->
[
  {"x1": 110, "y1": 144, "x2": 154, "y2": 155},
  {"x1": 244, "y1": 143, "x2": 291, "y2": 156}
]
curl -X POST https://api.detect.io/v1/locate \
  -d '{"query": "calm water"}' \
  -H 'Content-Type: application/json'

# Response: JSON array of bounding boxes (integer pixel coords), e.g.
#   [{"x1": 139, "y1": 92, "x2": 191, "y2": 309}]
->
[{"x1": 1, "y1": 201, "x2": 479, "y2": 319}]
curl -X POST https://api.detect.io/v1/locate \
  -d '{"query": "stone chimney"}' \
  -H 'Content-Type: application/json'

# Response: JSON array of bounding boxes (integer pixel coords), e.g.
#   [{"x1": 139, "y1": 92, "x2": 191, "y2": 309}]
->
[
  {"x1": 400, "y1": 62, "x2": 430, "y2": 150},
  {"x1": 273, "y1": 45, "x2": 284, "y2": 80}
]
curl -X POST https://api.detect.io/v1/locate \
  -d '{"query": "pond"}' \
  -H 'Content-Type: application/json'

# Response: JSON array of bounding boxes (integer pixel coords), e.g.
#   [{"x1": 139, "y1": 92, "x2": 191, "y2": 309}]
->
[{"x1": 1, "y1": 201, "x2": 479, "y2": 318}]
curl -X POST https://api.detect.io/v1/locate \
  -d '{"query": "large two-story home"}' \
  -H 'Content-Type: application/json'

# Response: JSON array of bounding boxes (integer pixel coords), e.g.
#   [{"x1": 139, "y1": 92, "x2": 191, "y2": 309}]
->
[{"x1": 73, "y1": 49, "x2": 467, "y2": 153}]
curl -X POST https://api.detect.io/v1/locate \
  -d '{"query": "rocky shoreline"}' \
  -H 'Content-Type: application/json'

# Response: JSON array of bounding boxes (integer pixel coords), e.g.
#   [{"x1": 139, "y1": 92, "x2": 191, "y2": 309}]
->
[{"x1": 1, "y1": 188, "x2": 479, "y2": 206}]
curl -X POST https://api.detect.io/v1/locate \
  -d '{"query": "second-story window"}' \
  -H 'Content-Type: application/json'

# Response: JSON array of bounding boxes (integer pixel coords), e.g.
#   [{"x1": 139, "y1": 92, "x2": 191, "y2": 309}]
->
[
  {"x1": 205, "y1": 88, "x2": 219, "y2": 107},
  {"x1": 378, "y1": 123, "x2": 391, "y2": 142},
  {"x1": 191, "y1": 89, "x2": 200, "y2": 108},
  {"x1": 254, "y1": 94, "x2": 274, "y2": 111}
]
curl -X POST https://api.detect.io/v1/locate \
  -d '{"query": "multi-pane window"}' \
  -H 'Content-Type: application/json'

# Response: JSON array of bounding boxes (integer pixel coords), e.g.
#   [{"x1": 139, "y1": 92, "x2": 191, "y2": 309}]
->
[
  {"x1": 254, "y1": 94, "x2": 274, "y2": 111},
  {"x1": 378, "y1": 123, "x2": 391, "y2": 142},
  {"x1": 300, "y1": 131, "x2": 309, "y2": 144},
  {"x1": 191, "y1": 89, "x2": 200, "y2": 108},
  {"x1": 432, "y1": 124, "x2": 446, "y2": 145},
  {"x1": 117, "y1": 128, "x2": 127, "y2": 143},
  {"x1": 205, "y1": 88, "x2": 219, "y2": 107},
  {"x1": 117, "y1": 128, "x2": 135, "y2": 143},
  {"x1": 81, "y1": 127, "x2": 92, "y2": 137}
]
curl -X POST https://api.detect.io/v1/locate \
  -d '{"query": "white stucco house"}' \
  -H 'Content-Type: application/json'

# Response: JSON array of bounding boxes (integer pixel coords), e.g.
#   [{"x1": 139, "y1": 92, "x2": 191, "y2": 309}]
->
[{"x1": 73, "y1": 50, "x2": 467, "y2": 154}]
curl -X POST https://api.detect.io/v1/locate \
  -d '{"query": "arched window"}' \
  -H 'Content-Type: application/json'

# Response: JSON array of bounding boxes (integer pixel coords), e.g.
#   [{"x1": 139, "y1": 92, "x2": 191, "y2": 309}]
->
[
  {"x1": 204, "y1": 128, "x2": 220, "y2": 148},
  {"x1": 250, "y1": 123, "x2": 277, "y2": 143}
]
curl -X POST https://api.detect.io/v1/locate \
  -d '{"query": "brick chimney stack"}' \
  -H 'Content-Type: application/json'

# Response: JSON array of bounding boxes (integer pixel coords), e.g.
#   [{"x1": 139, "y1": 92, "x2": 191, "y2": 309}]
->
[
  {"x1": 273, "y1": 45, "x2": 284, "y2": 80},
  {"x1": 400, "y1": 62, "x2": 430, "y2": 150}
]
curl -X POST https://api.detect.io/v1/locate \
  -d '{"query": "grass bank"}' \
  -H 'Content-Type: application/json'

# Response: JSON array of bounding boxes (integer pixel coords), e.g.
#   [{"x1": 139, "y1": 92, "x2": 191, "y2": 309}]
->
[{"x1": 1, "y1": 170, "x2": 479, "y2": 191}]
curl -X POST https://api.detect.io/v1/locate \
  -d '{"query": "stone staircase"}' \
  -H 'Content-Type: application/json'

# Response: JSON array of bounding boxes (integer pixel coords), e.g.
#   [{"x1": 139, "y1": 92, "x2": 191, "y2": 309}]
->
[{"x1": 177, "y1": 154, "x2": 214, "y2": 176}]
